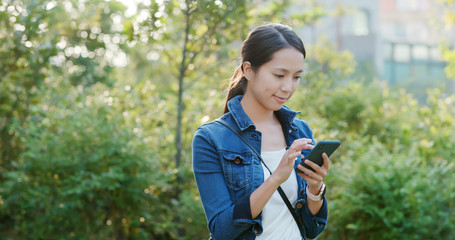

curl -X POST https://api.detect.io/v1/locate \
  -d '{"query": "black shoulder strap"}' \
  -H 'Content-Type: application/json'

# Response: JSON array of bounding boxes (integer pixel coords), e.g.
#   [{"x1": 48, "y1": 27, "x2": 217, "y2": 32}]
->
[{"x1": 215, "y1": 118, "x2": 306, "y2": 239}]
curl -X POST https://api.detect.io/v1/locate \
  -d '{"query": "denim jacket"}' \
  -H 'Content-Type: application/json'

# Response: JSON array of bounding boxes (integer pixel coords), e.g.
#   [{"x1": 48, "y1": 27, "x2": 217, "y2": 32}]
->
[{"x1": 192, "y1": 95, "x2": 328, "y2": 240}]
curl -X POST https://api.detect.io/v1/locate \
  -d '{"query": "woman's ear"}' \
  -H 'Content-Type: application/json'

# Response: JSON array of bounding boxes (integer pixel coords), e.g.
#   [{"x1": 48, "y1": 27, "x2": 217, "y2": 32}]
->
[{"x1": 242, "y1": 61, "x2": 254, "y2": 81}]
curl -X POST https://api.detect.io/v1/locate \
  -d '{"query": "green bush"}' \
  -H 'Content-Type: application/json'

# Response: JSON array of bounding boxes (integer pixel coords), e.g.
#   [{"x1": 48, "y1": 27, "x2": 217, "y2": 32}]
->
[
  {"x1": 297, "y1": 80, "x2": 455, "y2": 239},
  {"x1": 1, "y1": 88, "x2": 173, "y2": 239},
  {"x1": 323, "y1": 137, "x2": 455, "y2": 239}
]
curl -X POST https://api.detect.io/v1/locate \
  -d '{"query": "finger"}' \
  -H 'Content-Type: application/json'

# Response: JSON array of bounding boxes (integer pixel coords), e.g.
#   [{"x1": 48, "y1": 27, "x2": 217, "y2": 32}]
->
[
  {"x1": 297, "y1": 169, "x2": 322, "y2": 183},
  {"x1": 301, "y1": 144, "x2": 314, "y2": 151},
  {"x1": 296, "y1": 165, "x2": 311, "y2": 178},
  {"x1": 280, "y1": 152, "x2": 301, "y2": 168},
  {"x1": 288, "y1": 151, "x2": 301, "y2": 161},
  {"x1": 297, "y1": 171, "x2": 311, "y2": 182},
  {"x1": 303, "y1": 159, "x2": 321, "y2": 172},
  {"x1": 289, "y1": 139, "x2": 309, "y2": 150},
  {"x1": 322, "y1": 152, "x2": 331, "y2": 171},
  {"x1": 291, "y1": 138, "x2": 312, "y2": 147},
  {"x1": 296, "y1": 164, "x2": 318, "y2": 179},
  {"x1": 304, "y1": 159, "x2": 327, "y2": 178},
  {"x1": 295, "y1": 138, "x2": 312, "y2": 143},
  {"x1": 290, "y1": 141, "x2": 314, "y2": 153}
]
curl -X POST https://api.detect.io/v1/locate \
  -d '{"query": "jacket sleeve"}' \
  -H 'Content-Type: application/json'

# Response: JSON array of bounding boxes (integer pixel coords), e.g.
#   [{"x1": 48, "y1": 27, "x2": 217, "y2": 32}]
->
[
  {"x1": 192, "y1": 127, "x2": 262, "y2": 240},
  {"x1": 296, "y1": 195, "x2": 328, "y2": 239}
]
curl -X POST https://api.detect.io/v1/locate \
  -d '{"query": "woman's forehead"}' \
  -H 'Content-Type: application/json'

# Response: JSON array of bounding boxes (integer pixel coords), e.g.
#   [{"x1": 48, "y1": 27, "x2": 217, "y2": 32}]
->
[{"x1": 265, "y1": 47, "x2": 304, "y2": 72}]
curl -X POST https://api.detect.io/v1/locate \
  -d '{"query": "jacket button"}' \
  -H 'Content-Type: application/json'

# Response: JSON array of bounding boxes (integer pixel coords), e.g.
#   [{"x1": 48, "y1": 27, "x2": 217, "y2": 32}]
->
[
  {"x1": 296, "y1": 203, "x2": 303, "y2": 209},
  {"x1": 300, "y1": 189, "x2": 304, "y2": 195},
  {"x1": 234, "y1": 158, "x2": 241, "y2": 164},
  {"x1": 289, "y1": 129, "x2": 292, "y2": 133}
]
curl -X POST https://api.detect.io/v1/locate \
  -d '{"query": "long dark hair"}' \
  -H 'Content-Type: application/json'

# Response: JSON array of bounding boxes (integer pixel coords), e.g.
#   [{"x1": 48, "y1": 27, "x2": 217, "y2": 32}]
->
[{"x1": 223, "y1": 23, "x2": 306, "y2": 113}]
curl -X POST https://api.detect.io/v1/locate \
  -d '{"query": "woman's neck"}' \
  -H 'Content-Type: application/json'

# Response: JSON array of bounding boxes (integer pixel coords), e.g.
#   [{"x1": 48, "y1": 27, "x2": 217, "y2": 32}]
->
[
  {"x1": 240, "y1": 95, "x2": 276, "y2": 126},
  {"x1": 241, "y1": 94, "x2": 286, "y2": 151}
]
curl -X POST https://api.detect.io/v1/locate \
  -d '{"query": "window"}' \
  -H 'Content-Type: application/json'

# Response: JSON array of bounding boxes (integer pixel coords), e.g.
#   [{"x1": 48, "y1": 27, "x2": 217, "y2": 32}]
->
[
  {"x1": 412, "y1": 45, "x2": 428, "y2": 60},
  {"x1": 396, "y1": 0, "x2": 428, "y2": 11},
  {"x1": 344, "y1": 8, "x2": 370, "y2": 36},
  {"x1": 353, "y1": 9, "x2": 369, "y2": 36},
  {"x1": 430, "y1": 47, "x2": 441, "y2": 61},
  {"x1": 397, "y1": 0, "x2": 418, "y2": 11},
  {"x1": 384, "y1": 43, "x2": 393, "y2": 60},
  {"x1": 394, "y1": 44, "x2": 410, "y2": 62}
]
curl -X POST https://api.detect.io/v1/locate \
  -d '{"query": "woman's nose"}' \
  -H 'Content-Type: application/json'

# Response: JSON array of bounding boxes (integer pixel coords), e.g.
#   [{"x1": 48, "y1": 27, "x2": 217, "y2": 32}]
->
[{"x1": 281, "y1": 77, "x2": 293, "y2": 92}]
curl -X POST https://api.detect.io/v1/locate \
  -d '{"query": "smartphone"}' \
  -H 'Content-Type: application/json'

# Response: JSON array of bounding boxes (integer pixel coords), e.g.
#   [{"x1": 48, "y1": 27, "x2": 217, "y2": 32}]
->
[{"x1": 296, "y1": 140, "x2": 341, "y2": 173}]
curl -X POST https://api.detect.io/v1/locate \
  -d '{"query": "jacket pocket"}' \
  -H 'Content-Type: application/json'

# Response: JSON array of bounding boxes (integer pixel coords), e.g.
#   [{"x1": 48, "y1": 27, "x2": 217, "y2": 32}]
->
[{"x1": 221, "y1": 150, "x2": 252, "y2": 191}]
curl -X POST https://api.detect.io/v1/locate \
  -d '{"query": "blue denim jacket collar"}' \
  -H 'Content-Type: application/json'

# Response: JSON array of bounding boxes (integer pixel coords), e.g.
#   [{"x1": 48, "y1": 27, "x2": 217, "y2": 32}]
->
[{"x1": 227, "y1": 95, "x2": 301, "y2": 132}]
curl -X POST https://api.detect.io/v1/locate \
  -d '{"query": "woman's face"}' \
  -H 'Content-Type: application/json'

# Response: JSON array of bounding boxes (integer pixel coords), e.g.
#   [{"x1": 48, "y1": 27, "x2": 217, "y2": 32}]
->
[{"x1": 244, "y1": 47, "x2": 304, "y2": 112}]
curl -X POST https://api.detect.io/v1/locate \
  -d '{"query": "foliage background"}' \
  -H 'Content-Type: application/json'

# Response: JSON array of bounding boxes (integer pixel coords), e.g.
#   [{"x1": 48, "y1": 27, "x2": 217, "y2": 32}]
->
[{"x1": 0, "y1": 0, "x2": 454, "y2": 239}]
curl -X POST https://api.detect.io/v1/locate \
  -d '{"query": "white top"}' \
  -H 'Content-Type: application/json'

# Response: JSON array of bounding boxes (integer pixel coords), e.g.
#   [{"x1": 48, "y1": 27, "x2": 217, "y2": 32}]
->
[{"x1": 256, "y1": 148, "x2": 301, "y2": 240}]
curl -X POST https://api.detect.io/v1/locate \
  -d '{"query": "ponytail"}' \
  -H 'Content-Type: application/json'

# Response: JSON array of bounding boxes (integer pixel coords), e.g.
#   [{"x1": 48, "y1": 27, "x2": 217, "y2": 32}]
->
[{"x1": 223, "y1": 66, "x2": 247, "y2": 113}]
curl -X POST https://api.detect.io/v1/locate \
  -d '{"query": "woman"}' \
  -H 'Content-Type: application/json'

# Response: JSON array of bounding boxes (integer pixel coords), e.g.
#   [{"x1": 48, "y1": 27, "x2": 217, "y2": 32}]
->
[{"x1": 192, "y1": 23, "x2": 329, "y2": 240}]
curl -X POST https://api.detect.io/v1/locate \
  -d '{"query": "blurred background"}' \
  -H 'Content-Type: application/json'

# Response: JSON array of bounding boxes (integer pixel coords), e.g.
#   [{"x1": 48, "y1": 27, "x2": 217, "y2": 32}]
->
[{"x1": 0, "y1": 0, "x2": 454, "y2": 239}]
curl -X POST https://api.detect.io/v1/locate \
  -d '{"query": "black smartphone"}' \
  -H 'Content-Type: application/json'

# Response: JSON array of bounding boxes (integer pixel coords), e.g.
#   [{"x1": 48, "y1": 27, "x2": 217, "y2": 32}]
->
[{"x1": 296, "y1": 140, "x2": 341, "y2": 173}]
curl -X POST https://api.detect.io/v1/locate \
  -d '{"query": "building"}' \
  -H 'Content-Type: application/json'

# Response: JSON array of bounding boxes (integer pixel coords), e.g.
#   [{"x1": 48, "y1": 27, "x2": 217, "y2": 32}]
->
[{"x1": 295, "y1": 0, "x2": 454, "y2": 99}]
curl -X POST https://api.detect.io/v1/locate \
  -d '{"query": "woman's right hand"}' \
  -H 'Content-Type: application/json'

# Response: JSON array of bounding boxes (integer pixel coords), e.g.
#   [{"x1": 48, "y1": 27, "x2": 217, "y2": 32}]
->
[{"x1": 270, "y1": 138, "x2": 314, "y2": 185}]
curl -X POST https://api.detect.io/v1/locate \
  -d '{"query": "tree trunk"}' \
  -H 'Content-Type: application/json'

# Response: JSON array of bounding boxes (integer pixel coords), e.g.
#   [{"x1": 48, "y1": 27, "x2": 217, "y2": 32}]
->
[
  {"x1": 176, "y1": 0, "x2": 191, "y2": 173},
  {"x1": 174, "y1": 0, "x2": 191, "y2": 237}
]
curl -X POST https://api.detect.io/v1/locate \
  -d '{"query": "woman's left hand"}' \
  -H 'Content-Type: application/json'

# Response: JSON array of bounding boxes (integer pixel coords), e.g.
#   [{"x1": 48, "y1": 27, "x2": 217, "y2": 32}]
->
[{"x1": 296, "y1": 152, "x2": 330, "y2": 194}]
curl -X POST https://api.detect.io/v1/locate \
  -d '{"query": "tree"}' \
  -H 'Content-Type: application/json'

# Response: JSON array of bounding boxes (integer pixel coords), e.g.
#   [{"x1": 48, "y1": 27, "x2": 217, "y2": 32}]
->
[
  {"x1": 0, "y1": 0, "x2": 58, "y2": 169},
  {"x1": 0, "y1": 0, "x2": 127, "y2": 170},
  {"x1": 133, "y1": 0, "x2": 248, "y2": 171},
  {"x1": 0, "y1": 0, "x2": 137, "y2": 237}
]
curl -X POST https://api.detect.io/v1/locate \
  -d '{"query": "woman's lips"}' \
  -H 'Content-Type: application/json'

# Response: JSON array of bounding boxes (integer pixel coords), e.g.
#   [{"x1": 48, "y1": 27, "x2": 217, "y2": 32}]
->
[{"x1": 274, "y1": 95, "x2": 287, "y2": 104}]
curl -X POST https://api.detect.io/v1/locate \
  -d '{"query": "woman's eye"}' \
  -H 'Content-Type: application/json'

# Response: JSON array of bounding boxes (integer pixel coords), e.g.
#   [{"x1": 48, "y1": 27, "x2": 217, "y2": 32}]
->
[
  {"x1": 294, "y1": 76, "x2": 302, "y2": 80},
  {"x1": 274, "y1": 74, "x2": 284, "y2": 78}
]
